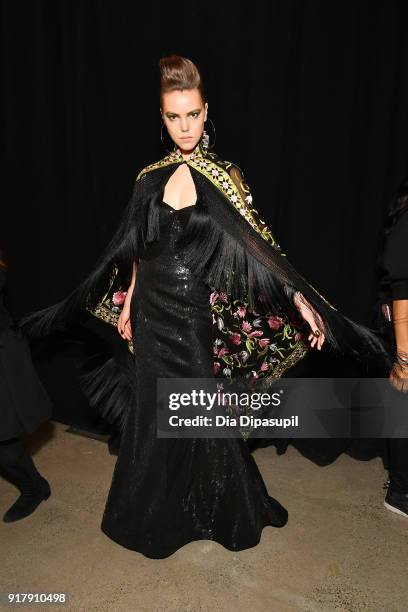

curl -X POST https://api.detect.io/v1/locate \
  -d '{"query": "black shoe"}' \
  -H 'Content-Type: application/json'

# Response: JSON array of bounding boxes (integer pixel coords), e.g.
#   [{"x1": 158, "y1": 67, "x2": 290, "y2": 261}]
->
[
  {"x1": 3, "y1": 477, "x2": 51, "y2": 523},
  {"x1": 384, "y1": 487, "x2": 408, "y2": 518}
]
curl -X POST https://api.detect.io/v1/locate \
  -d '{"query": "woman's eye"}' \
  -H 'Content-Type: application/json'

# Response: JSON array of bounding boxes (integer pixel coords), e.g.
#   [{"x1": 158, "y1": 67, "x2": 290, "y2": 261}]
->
[
  {"x1": 167, "y1": 112, "x2": 199, "y2": 120},
  {"x1": 167, "y1": 111, "x2": 200, "y2": 121}
]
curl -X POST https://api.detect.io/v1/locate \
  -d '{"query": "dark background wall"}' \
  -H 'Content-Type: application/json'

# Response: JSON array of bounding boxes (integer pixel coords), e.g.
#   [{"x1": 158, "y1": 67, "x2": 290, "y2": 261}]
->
[
  {"x1": 3, "y1": 0, "x2": 408, "y2": 321},
  {"x1": 1, "y1": 0, "x2": 408, "y2": 429}
]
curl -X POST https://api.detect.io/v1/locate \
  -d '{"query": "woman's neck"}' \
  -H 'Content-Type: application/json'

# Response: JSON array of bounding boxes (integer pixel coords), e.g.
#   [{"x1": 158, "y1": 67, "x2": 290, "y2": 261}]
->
[{"x1": 178, "y1": 140, "x2": 201, "y2": 161}]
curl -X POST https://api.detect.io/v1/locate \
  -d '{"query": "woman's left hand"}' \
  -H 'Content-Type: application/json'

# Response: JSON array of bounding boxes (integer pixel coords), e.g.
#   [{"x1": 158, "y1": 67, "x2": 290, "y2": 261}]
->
[{"x1": 293, "y1": 291, "x2": 326, "y2": 350}]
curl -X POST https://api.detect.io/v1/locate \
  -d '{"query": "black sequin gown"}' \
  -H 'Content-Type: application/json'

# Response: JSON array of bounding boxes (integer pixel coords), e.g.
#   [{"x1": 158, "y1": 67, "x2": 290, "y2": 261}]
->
[{"x1": 100, "y1": 199, "x2": 288, "y2": 558}]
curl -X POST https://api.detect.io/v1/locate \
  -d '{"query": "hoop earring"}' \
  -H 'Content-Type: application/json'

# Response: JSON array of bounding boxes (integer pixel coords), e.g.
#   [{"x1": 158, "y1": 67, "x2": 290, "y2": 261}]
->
[
  {"x1": 201, "y1": 117, "x2": 216, "y2": 151},
  {"x1": 160, "y1": 124, "x2": 175, "y2": 153}
]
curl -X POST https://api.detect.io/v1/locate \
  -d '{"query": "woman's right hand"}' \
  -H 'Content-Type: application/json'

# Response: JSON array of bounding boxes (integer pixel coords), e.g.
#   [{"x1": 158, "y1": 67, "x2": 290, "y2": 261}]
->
[
  {"x1": 389, "y1": 360, "x2": 408, "y2": 393},
  {"x1": 117, "y1": 303, "x2": 132, "y2": 341}
]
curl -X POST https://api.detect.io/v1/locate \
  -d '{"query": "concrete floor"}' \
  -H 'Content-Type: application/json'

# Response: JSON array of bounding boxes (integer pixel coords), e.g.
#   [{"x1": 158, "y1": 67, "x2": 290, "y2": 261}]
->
[{"x1": 0, "y1": 422, "x2": 407, "y2": 612}]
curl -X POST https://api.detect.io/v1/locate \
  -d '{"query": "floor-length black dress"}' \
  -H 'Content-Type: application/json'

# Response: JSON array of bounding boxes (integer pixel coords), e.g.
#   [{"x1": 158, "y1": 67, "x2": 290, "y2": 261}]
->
[{"x1": 100, "y1": 198, "x2": 288, "y2": 558}]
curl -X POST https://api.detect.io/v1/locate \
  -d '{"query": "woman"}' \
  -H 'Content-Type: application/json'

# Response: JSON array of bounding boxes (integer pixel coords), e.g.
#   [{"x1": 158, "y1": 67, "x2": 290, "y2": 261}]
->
[
  {"x1": 18, "y1": 55, "x2": 390, "y2": 557},
  {"x1": 378, "y1": 175, "x2": 408, "y2": 517},
  {"x1": 0, "y1": 248, "x2": 52, "y2": 522}
]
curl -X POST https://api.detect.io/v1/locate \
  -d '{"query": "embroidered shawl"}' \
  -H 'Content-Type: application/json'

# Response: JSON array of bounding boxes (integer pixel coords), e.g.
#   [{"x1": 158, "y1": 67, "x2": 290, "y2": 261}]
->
[{"x1": 17, "y1": 140, "x2": 391, "y2": 428}]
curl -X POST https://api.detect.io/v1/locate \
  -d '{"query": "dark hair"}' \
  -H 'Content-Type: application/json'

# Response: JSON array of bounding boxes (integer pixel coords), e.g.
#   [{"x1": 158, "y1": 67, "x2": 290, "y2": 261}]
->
[
  {"x1": 159, "y1": 54, "x2": 206, "y2": 106},
  {"x1": 383, "y1": 175, "x2": 408, "y2": 237}
]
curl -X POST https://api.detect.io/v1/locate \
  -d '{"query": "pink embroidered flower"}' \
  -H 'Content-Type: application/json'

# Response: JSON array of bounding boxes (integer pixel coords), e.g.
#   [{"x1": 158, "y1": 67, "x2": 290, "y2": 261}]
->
[
  {"x1": 295, "y1": 332, "x2": 304, "y2": 342},
  {"x1": 258, "y1": 338, "x2": 270, "y2": 349},
  {"x1": 241, "y1": 320, "x2": 252, "y2": 333},
  {"x1": 218, "y1": 292, "x2": 228, "y2": 303},
  {"x1": 213, "y1": 362, "x2": 221, "y2": 375},
  {"x1": 217, "y1": 347, "x2": 230, "y2": 357},
  {"x1": 112, "y1": 291, "x2": 127, "y2": 306},
  {"x1": 260, "y1": 361, "x2": 269, "y2": 372},
  {"x1": 237, "y1": 306, "x2": 246, "y2": 318},
  {"x1": 267, "y1": 315, "x2": 284, "y2": 330},
  {"x1": 231, "y1": 333, "x2": 242, "y2": 346},
  {"x1": 210, "y1": 291, "x2": 219, "y2": 305},
  {"x1": 248, "y1": 330, "x2": 264, "y2": 338}
]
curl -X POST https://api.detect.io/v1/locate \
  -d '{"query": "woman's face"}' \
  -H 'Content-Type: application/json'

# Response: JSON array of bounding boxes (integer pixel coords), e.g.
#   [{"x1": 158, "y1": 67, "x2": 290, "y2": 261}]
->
[{"x1": 161, "y1": 88, "x2": 208, "y2": 153}]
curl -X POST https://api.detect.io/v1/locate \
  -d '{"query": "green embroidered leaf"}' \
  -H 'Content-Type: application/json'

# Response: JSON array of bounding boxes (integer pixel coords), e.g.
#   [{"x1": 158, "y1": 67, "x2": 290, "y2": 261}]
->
[
  {"x1": 257, "y1": 346, "x2": 269, "y2": 358},
  {"x1": 245, "y1": 338, "x2": 255, "y2": 353},
  {"x1": 282, "y1": 324, "x2": 293, "y2": 340}
]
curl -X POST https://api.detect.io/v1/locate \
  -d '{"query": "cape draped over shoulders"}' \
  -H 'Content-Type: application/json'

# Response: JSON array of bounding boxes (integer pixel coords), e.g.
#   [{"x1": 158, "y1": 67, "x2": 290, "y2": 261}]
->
[
  {"x1": 135, "y1": 142, "x2": 390, "y2": 363},
  {"x1": 16, "y1": 140, "x2": 391, "y2": 428}
]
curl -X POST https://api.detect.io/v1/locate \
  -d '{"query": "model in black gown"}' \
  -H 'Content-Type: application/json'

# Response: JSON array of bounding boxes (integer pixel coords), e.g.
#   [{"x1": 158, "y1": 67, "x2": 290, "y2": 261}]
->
[
  {"x1": 100, "y1": 197, "x2": 288, "y2": 558},
  {"x1": 16, "y1": 137, "x2": 391, "y2": 556}
]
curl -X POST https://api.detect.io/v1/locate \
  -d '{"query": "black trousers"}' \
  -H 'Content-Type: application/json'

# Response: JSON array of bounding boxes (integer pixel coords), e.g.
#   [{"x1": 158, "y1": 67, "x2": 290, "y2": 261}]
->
[
  {"x1": 388, "y1": 439, "x2": 408, "y2": 492},
  {"x1": 0, "y1": 437, "x2": 42, "y2": 492}
]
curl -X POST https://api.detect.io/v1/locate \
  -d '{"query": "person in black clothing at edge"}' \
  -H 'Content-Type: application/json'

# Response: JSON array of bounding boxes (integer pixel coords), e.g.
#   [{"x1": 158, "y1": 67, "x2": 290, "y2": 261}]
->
[
  {"x1": 0, "y1": 248, "x2": 52, "y2": 522},
  {"x1": 377, "y1": 176, "x2": 408, "y2": 518}
]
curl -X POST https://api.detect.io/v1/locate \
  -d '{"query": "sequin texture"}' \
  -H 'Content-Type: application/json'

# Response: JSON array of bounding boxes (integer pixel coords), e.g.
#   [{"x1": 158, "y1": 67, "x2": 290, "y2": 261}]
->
[{"x1": 100, "y1": 198, "x2": 288, "y2": 558}]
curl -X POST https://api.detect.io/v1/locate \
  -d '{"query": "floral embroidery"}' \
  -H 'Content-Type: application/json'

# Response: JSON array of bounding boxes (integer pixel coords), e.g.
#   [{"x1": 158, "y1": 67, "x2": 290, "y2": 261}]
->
[
  {"x1": 112, "y1": 291, "x2": 127, "y2": 306},
  {"x1": 209, "y1": 289, "x2": 309, "y2": 380},
  {"x1": 86, "y1": 265, "x2": 134, "y2": 355},
  {"x1": 89, "y1": 141, "x2": 314, "y2": 376},
  {"x1": 88, "y1": 272, "x2": 309, "y2": 379}
]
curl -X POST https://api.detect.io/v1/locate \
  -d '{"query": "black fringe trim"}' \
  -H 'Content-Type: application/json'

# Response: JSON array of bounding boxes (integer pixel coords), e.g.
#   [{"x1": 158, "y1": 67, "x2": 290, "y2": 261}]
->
[
  {"x1": 16, "y1": 178, "x2": 147, "y2": 339},
  {"x1": 180, "y1": 168, "x2": 392, "y2": 369},
  {"x1": 77, "y1": 348, "x2": 137, "y2": 432}
]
